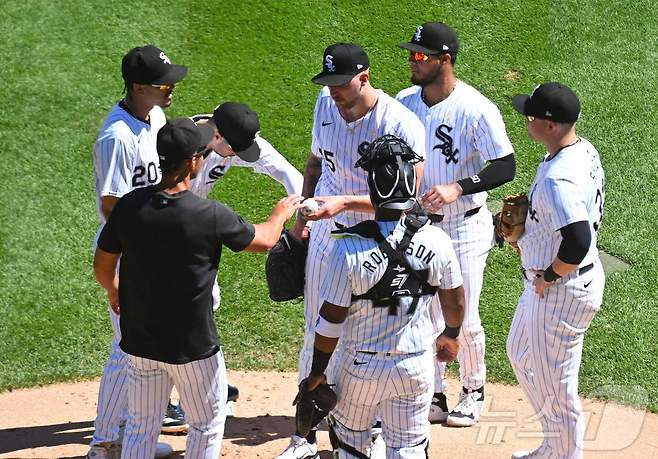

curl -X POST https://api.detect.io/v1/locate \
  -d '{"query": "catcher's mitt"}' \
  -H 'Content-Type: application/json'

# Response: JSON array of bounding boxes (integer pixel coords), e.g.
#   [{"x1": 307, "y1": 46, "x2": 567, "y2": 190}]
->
[
  {"x1": 293, "y1": 378, "x2": 337, "y2": 437},
  {"x1": 265, "y1": 230, "x2": 307, "y2": 302},
  {"x1": 494, "y1": 193, "x2": 529, "y2": 243}
]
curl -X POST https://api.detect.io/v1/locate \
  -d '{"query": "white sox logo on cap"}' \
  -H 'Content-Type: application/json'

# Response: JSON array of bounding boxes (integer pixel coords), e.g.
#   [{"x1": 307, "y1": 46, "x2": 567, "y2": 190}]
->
[
  {"x1": 159, "y1": 52, "x2": 171, "y2": 65},
  {"x1": 414, "y1": 25, "x2": 423, "y2": 42},
  {"x1": 325, "y1": 55, "x2": 336, "y2": 72}
]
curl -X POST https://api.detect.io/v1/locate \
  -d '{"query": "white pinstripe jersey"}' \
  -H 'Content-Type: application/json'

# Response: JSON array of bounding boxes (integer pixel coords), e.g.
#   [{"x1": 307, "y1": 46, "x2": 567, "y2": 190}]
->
[
  {"x1": 93, "y1": 104, "x2": 166, "y2": 225},
  {"x1": 518, "y1": 137, "x2": 604, "y2": 270},
  {"x1": 320, "y1": 218, "x2": 462, "y2": 353},
  {"x1": 396, "y1": 81, "x2": 514, "y2": 217},
  {"x1": 189, "y1": 136, "x2": 303, "y2": 198},
  {"x1": 312, "y1": 88, "x2": 426, "y2": 227}
]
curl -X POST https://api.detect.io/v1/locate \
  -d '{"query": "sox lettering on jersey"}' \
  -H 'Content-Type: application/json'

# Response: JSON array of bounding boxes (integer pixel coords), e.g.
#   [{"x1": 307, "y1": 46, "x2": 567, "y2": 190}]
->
[{"x1": 433, "y1": 124, "x2": 459, "y2": 164}]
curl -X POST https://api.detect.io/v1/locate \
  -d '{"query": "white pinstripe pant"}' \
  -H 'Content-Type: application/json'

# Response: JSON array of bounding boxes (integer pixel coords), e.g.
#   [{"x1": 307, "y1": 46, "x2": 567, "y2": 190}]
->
[
  {"x1": 122, "y1": 350, "x2": 228, "y2": 459},
  {"x1": 506, "y1": 261, "x2": 604, "y2": 459},
  {"x1": 298, "y1": 218, "x2": 341, "y2": 384},
  {"x1": 431, "y1": 208, "x2": 493, "y2": 391},
  {"x1": 331, "y1": 348, "x2": 433, "y2": 458},
  {"x1": 90, "y1": 304, "x2": 129, "y2": 445}
]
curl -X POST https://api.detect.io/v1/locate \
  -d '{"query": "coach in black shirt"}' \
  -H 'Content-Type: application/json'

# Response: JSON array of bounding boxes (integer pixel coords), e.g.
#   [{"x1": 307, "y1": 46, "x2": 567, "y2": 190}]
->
[{"x1": 94, "y1": 117, "x2": 300, "y2": 459}]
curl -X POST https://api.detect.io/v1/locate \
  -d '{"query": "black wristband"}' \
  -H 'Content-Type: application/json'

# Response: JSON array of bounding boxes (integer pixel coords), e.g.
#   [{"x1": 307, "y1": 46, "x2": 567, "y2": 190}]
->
[
  {"x1": 443, "y1": 325, "x2": 461, "y2": 339},
  {"x1": 543, "y1": 265, "x2": 562, "y2": 282},
  {"x1": 310, "y1": 348, "x2": 332, "y2": 376}
]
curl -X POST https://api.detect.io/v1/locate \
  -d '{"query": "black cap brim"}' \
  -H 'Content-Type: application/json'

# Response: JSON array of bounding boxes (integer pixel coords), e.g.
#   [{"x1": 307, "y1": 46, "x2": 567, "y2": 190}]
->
[
  {"x1": 511, "y1": 94, "x2": 531, "y2": 116},
  {"x1": 311, "y1": 72, "x2": 355, "y2": 86},
  {"x1": 234, "y1": 140, "x2": 261, "y2": 163},
  {"x1": 152, "y1": 64, "x2": 188, "y2": 84},
  {"x1": 397, "y1": 42, "x2": 437, "y2": 55},
  {"x1": 197, "y1": 123, "x2": 216, "y2": 149}
]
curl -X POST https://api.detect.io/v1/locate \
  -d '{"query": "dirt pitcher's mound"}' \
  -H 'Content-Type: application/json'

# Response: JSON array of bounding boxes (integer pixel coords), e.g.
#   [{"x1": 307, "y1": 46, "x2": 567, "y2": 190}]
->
[{"x1": 0, "y1": 371, "x2": 656, "y2": 458}]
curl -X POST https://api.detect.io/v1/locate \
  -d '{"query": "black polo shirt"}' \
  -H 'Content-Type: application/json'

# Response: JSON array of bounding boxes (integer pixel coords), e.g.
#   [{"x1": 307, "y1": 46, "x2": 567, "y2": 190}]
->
[{"x1": 98, "y1": 186, "x2": 255, "y2": 364}]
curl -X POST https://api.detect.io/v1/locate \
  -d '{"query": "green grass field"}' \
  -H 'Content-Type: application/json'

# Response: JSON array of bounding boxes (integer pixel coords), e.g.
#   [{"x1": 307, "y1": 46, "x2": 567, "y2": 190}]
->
[{"x1": 1, "y1": 0, "x2": 657, "y2": 411}]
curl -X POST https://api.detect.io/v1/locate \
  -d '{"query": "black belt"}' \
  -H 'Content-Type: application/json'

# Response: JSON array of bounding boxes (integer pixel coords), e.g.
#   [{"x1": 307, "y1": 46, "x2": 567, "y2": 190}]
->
[
  {"x1": 521, "y1": 263, "x2": 594, "y2": 281},
  {"x1": 428, "y1": 206, "x2": 481, "y2": 224}
]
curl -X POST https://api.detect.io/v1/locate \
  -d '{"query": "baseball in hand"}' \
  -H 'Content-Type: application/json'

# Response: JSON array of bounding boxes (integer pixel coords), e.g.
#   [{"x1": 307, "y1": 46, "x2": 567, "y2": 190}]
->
[{"x1": 300, "y1": 198, "x2": 320, "y2": 217}]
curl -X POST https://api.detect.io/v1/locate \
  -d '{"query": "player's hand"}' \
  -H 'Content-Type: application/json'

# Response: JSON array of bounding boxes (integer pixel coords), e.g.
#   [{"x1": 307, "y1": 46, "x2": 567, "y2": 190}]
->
[
  {"x1": 303, "y1": 195, "x2": 346, "y2": 220},
  {"x1": 272, "y1": 194, "x2": 304, "y2": 221},
  {"x1": 305, "y1": 373, "x2": 327, "y2": 392},
  {"x1": 531, "y1": 270, "x2": 553, "y2": 298},
  {"x1": 108, "y1": 287, "x2": 120, "y2": 315},
  {"x1": 420, "y1": 183, "x2": 462, "y2": 213},
  {"x1": 436, "y1": 334, "x2": 460, "y2": 362}
]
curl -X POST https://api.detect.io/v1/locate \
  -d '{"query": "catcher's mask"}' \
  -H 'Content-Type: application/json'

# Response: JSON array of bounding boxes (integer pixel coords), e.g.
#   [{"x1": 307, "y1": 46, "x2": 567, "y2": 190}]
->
[{"x1": 355, "y1": 135, "x2": 422, "y2": 211}]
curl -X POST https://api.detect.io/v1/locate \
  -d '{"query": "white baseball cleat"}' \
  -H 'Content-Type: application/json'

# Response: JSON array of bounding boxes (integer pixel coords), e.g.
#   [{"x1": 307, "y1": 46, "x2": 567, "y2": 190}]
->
[
  {"x1": 446, "y1": 387, "x2": 484, "y2": 427},
  {"x1": 511, "y1": 451, "x2": 530, "y2": 459},
  {"x1": 276, "y1": 434, "x2": 318, "y2": 459},
  {"x1": 428, "y1": 392, "x2": 449, "y2": 423}
]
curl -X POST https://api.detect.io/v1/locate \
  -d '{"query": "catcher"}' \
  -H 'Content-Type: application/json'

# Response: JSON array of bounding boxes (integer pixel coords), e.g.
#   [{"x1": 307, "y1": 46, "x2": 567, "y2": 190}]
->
[{"x1": 297, "y1": 135, "x2": 465, "y2": 458}]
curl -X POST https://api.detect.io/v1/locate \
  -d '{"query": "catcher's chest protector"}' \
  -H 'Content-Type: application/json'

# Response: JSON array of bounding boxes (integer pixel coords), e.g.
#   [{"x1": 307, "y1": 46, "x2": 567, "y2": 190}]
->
[{"x1": 333, "y1": 217, "x2": 437, "y2": 316}]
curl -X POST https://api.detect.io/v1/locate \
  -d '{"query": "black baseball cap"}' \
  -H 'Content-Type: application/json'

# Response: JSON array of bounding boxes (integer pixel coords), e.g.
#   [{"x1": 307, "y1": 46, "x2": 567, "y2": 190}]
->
[
  {"x1": 311, "y1": 43, "x2": 370, "y2": 86},
  {"x1": 512, "y1": 82, "x2": 581, "y2": 123},
  {"x1": 121, "y1": 45, "x2": 188, "y2": 85},
  {"x1": 157, "y1": 118, "x2": 215, "y2": 170},
  {"x1": 398, "y1": 22, "x2": 459, "y2": 56},
  {"x1": 212, "y1": 102, "x2": 261, "y2": 162}
]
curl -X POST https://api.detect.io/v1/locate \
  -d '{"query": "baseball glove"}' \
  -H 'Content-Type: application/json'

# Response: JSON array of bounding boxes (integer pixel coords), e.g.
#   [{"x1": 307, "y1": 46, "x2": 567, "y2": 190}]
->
[
  {"x1": 265, "y1": 230, "x2": 307, "y2": 302},
  {"x1": 293, "y1": 378, "x2": 338, "y2": 437},
  {"x1": 494, "y1": 193, "x2": 529, "y2": 243}
]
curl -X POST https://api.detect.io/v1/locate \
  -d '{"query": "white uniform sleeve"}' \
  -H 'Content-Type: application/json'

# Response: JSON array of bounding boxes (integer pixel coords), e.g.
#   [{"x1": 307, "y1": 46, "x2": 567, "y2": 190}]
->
[
  {"x1": 232, "y1": 139, "x2": 303, "y2": 195},
  {"x1": 319, "y1": 243, "x2": 352, "y2": 308},
  {"x1": 94, "y1": 136, "x2": 134, "y2": 198},
  {"x1": 544, "y1": 176, "x2": 590, "y2": 231},
  {"x1": 311, "y1": 88, "x2": 328, "y2": 158},
  {"x1": 435, "y1": 235, "x2": 463, "y2": 290},
  {"x1": 472, "y1": 107, "x2": 514, "y2": 161}
]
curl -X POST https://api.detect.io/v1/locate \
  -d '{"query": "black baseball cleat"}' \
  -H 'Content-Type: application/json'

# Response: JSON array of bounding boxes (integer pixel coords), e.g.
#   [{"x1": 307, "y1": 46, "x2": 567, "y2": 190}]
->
[{"x1": 228, "y1": 384, "x2": 239, "y2": 402}]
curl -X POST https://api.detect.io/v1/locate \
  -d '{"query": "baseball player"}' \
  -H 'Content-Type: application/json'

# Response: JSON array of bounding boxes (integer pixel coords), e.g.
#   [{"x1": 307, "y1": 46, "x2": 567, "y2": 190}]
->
[
  {"x1": 89, "y1": 44, "x2": 187, "y2": 459},
  {"x1": 396, "y1": 22, "x2": 516, "y2": 426},
  {"x1": 277, "y1": 43, "x2": 426, "y2": 459},
  {"x1": 302, "y1": 135, "x2": 465, "y2": 458},
  {"x1": 162, "y1": 103, "x2": 304, "y2": 433},
  {"x1": 507, "y1": 83, "x2": 605, "y2": 459},
  {"x1": 94, "y1": 117, "x2": 302, "y2": 459}
]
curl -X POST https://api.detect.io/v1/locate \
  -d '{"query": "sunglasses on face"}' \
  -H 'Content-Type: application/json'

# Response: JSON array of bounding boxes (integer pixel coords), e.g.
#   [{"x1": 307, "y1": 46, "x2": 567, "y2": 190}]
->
[
  {"x1": 526, "y1": 116, "x2": 536, "y2": 122},
  {"x1": 150, "y1": 83, "x2": 175, "y2": 92},
  {"x1": 410, "y1": 51, "x2": 431, "y2": 62}
]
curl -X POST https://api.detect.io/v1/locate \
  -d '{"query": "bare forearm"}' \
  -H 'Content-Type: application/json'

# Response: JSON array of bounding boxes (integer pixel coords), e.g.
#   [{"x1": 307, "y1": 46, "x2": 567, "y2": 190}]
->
[
  {"x1": 438, "y1": 286, "x2": 465, "y2": 328},
  {"x1": 302, "y1": 156, "x2": 322, "y2": 199},
  {"x1": 247, "y1": 214, "x2": 288, "y2": 252}
]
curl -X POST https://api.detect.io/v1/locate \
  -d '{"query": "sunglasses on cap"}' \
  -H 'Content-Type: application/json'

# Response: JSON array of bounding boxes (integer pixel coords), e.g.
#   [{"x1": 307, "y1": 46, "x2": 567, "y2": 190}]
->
[{"x1": 151, "y1": 83, "x2": 176, "y2": 92}]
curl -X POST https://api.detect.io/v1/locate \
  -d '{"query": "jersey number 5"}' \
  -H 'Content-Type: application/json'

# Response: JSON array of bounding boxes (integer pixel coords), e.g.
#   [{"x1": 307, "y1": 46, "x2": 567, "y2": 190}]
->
[{"x1": 320, "y1": 149, "x2": 336, "y2": 172}]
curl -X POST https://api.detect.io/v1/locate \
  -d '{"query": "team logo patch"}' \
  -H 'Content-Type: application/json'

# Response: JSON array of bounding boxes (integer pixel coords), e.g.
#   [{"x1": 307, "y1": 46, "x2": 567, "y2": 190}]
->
[
  {"x1": 433, "y1": 124, "x2": 459, "y2": 164},
  {"x1": 159, "y1": 52, "x2": 171, "y2": 65},
  {"x1": 414, "y1": 25, "x2": 423, "y2": 42},
  {"x1": 325, "y1": 54, "x2": 335, "y2": 72}
]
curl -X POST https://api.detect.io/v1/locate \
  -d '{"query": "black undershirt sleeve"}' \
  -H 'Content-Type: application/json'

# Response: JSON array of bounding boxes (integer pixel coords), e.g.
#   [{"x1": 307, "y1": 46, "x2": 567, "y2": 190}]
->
[
  {"x1": 456, "y1": 153, "x2": 516, "y2": 195},
  {"x1": 557, "y1": 221, "x2": 591, "y2": 264}
]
